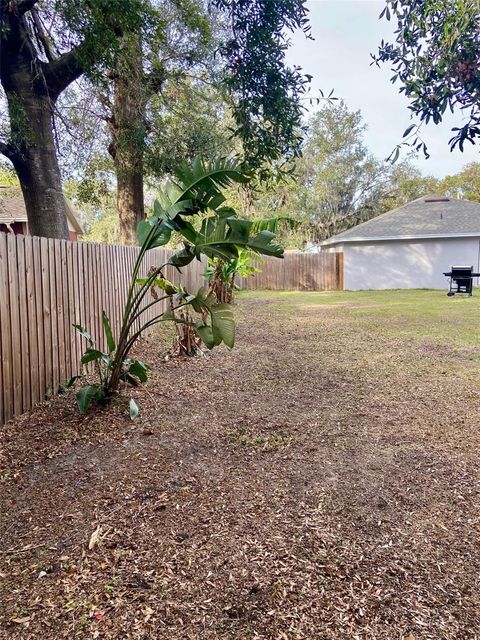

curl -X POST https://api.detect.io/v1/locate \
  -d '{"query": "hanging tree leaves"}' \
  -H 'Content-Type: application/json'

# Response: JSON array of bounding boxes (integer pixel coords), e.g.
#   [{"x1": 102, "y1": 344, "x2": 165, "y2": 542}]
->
[
  {"x1": 213, "y1": 0, "x2": 312, "y2": 179},
  {"x1": 373, "y1": 0, "x2": 480, "y2": 156}
]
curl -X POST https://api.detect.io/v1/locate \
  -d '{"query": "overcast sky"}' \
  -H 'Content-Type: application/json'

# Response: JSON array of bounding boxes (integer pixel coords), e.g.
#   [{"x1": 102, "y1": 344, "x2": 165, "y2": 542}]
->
[{"x1": 287, "y1": 0, "x2": 479, "y2": 178}]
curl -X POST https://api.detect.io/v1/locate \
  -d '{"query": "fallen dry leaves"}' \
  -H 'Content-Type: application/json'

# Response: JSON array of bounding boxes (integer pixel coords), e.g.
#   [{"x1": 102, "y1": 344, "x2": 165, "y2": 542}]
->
[{"x1": 1, "y1": 293, "x2": 480, "y2": 639}]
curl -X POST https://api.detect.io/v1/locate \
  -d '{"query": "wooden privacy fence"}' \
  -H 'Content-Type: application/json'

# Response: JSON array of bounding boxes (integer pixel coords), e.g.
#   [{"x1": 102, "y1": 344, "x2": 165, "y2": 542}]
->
[
  {"x1": 238, "y1": 251, "x2": 343, "y2": 291},
  {"x1": 0, "y1": 237, "x2": 342, "y2": 425},
  {"x1": 0, "y1": 234, "x2": 206, "y2": 425}
]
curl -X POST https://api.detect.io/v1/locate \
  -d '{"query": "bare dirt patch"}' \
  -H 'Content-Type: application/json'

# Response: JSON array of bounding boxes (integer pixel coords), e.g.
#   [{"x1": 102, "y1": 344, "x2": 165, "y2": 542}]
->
[{"x1": 1, "y1": 294, "x2": 480, "y2": 639}]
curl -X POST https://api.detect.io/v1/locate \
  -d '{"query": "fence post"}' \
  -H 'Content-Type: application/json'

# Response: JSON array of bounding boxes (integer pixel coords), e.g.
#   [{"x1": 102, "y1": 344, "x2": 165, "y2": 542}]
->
[{"x1": 336, "y1": 252, "x2": 344, "y2": 291}]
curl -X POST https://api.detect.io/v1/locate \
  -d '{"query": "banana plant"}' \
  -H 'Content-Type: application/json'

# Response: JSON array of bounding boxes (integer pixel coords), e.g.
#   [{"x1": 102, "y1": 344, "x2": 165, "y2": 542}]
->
[
  {"x1": 203, "y1": 217, "x2": 299, "y2": 303},
  {"x1": 204, "y1": 250, "x2": 262, "y2": 303},
  {"x1": 72, "y1": 157, "x2": 284, "y2": 417}
]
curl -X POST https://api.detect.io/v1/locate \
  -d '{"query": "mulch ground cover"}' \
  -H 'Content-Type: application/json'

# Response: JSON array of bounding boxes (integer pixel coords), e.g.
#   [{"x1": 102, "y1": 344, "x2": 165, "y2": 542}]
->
[{"x1": 1, "y1": 293, "x2": 480, "y2": 639}]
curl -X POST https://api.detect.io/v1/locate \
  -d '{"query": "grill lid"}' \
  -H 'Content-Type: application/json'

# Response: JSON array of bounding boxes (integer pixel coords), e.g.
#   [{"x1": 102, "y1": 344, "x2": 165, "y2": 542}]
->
[{"x1": 451, "y1": 265, "x2": 473, "y2": 276}]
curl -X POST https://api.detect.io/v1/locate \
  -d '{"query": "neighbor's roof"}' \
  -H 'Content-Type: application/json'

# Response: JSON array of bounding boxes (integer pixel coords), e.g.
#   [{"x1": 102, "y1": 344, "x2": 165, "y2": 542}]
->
[
  {"x1": 321, "y1": 195, "x2": 480, "y2": 246},
  {"x1": 0, "y1": 187, "x2": 84, "y2": 234}
]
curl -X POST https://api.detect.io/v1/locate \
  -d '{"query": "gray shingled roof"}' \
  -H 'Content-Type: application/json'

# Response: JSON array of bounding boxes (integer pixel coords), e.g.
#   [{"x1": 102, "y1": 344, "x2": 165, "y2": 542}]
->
[{"x1": 322, "y1": 195, "x2": 480, "y2": 245}]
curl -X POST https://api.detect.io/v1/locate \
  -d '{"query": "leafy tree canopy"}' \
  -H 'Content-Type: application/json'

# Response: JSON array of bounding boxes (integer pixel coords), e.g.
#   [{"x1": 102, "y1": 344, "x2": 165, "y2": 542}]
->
[
  {"x1": 1, "y1": 0, "x2": 313, "y2": 238},
  {"x1": 213, "y1": 0, "x2": 312, "y2": 178},
  {"x1": 441, "y1": 162, "x2": 480, "y2": 202},
  {"x1": 374, "y1": 0, "x2": 480, "y2": 157},
  {"x1": 377, "y1": 162, "x2": 440, "y2": 212},
  {"x1": 234, "y1": 101, "x2": 391, "y2": 244}
]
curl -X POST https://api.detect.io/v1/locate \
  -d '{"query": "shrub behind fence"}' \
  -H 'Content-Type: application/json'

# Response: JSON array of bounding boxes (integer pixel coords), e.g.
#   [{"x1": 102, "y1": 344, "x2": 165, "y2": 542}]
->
[{"x1": 0, "y1": 237, "x2": 342, "y2": 424}]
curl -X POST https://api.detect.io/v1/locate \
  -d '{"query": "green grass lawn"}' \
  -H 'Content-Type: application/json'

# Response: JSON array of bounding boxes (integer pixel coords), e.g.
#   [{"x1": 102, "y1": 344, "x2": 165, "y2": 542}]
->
[{"x1": 240, "y1": 288, "x2": 480, "y2": 350}]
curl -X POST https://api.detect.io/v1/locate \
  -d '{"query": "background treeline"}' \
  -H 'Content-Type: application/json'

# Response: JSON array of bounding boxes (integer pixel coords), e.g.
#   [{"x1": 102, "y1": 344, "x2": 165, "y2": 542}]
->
[
  {"x1": 2, "y1": 96, "x2": 478, "y2": 249},
  {"x1": 1, "y1": 1, "x2": 478, "y2": 249}
]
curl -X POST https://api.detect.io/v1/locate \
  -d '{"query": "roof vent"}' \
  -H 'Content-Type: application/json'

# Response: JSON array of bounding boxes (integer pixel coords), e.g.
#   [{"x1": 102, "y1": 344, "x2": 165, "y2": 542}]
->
[{"x1": 424, "y1": 196, "x2": 450, "y2": 203}]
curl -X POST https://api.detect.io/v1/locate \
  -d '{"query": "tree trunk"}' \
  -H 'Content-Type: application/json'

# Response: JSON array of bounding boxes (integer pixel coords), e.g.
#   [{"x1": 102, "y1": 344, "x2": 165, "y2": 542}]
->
[
  {"x1": 10, "y1": 96, "x2": 69, "y2": 239},
  {"x1": 209, "y1": 260, "x2": 231, "y2": 303},
  {"x1": 0, "y1": 5, "x2": 70, "y2": 239},
  {"x1": 108, "y1": 40, "x2": 146, "y2": 246},
  {"x1": 111, "y1": 125, "x2": 145, "y2": 245}
]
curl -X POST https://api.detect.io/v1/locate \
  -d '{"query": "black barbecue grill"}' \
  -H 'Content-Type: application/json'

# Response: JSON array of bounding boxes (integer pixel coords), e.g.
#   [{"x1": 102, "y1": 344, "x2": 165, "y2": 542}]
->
[{"x1": 443, "y1": 265, "x2": 480, "y2": 296}]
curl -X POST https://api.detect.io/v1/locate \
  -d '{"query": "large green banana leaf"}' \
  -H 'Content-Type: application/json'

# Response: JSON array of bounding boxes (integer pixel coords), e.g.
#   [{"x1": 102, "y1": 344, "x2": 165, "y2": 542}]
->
[
  {"x1": 136, "y1": 157, "x2": 250, "y2": 250},
  {"x1": 187, "y1": 288, "x2": 235, "y2": 349},
  {"x1": 183, "y1": 216, "x2": 284, "y2": 262}
]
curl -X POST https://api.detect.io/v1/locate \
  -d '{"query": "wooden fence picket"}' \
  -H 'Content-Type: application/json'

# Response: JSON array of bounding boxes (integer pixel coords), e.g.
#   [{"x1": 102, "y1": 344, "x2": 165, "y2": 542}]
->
[
  {"x1": 0, "y1": 236, "x2": 342, "y2": 424},
  {"x1": 238, "y1": 251, "x2": 341, "y2": 292}
]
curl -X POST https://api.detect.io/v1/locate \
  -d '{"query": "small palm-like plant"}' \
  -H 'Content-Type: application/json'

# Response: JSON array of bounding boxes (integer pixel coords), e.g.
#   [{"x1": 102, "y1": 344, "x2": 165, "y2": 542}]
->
[
  {"x1": 205, "y1": 216, "x2": 299, "y2": 303},
  {"x1": 71, "y1": 158, "x2": 284, "y2": 416},
  {"x1": 205, "y1": 250, "x2": 262, "y2": 303}
]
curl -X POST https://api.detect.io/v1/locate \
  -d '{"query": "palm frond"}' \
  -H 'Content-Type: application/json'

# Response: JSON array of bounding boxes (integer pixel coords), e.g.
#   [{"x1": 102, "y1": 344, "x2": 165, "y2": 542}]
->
[
  {"x1": 187, "y1": 216, "x2": 284, "y2": 261},
  {"x1": 171, "y1": 157, "x2": 249, "y2": 208},
  {"x1": 251, "y1": 216, "x2": 300, "y2": 234}
]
